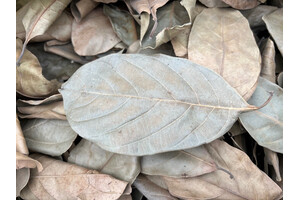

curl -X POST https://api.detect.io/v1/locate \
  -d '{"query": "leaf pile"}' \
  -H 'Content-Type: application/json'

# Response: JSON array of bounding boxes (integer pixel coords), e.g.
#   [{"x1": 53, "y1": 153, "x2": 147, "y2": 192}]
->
[{"x1": 16, "y1": 0, "x2": 283, "y2": 199}]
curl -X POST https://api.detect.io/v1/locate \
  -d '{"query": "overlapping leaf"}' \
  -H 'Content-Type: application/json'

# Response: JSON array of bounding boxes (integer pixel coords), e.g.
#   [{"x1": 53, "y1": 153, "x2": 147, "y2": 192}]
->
[
  {"x1": 22, "y1": 119, "x2": 77, "y2": 156},
  {"x1": 239, "y1": 77, "x2": 283, "y2": 153},
  {"x1": 20, "y1": 154, "x2": 128, "y2": 200},
  {"x1": 60, "y1": 53, "x2": 259, "y2": 156},
  {"x1": 188, "y1": 8, "x2": 261, "y2": 100}
]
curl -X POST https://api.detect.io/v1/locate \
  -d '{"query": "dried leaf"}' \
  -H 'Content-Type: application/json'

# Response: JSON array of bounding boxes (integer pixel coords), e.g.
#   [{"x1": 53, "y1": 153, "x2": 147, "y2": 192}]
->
[
  {"x1": 241, "y1": 5, "x2": 277, "y2": 28},
  {"x1": 27, "y1": 43, "x2": 81, "y2": 82},
  {"x1": 16, "y1": 114, "x2": 29, "y2": 155},
  {"x1": 198, "y1": 0, "x2": 229, "y2": 8},
  {"x1": 188, "y1": 8, "x2": 261, "y2": 100},
  {"x1": 141, "y1": 147, "x2": 217, "y2": 178},
  {"x1": 141, "y1": 1, "x2": 191, "y2": 49},
  {"x1": 17, "y1": 94, "x2": 65, "y2": 120},
  {"x1": 16, "y1": 39, "x2": 61, "y2": 98},
  {"x1": 171, "y1": 2, "x2": 205, "y2": 57},
  {"x1": 228, "y1": 121, "x2": 245, "y2": 136},
  {"x1": 16, "y1": 168, "x2": 30, "y2": 197},
  {"x1": 17, "y1": 0, "x2": 72, "y2": 64},
  {"x1": 119, "y1": 195, "x2": 133, "y2": 200},
  {"x1": 94, "y1": 0, "x2": 118, "y2": 2},
  {"x1": 20, "y1": 154, "x2": 128, "y2": 200},
  {"x1": 221, "y1": 0, "x2": 260, "y2": 10},
  {"x1": 44, "y1": 41, "x2": 90, "y2": 64},
  {"x1": 260, "y1": 38, "x2": 276, "y2": 83},
  {"x1": 164, "y1": 140, "x2": 282, "y2": 200},
  {"x1": 239, "y1": 77, "x2": 283, "y2": 153},
  {"x1": 22, "y1": 119, "x2": 77, "y2": 156},
  {"x1": 72, "y1": 7, "x2": 121, "y2": 56},
  {"x1": 146, "y1": 175, "x2": 169, "y2": 190},
  {"x1": 60, "y1": 53, "x2": 259, "y2": 156},
  {"x1": 103, "y1": 5, "x2": 138, "y2": 46},
  {"x1": 277, "y1": 72, "x2": 283, "y2": 88},
  {"x1": 264, "y1": 148, "x2": 281, "y2": 181},
  {"x1": 71, "y1": 0, "x2": 99, "y2": 22},
  {"x1": 68, "y1": 139, "x2": 141, "y2": 185},
  {"x1": 263, "y1": 8, "x2": 283, "y2": 55},
  {"x1": 17, "y1": 100, "x2": 65, "y2": 120},
  {"x1": 133, "y1": 174, "x2": 177, "y2": 200},
  {"x1": 16, "y1": 152, "x2": 43, "y2": 172}
]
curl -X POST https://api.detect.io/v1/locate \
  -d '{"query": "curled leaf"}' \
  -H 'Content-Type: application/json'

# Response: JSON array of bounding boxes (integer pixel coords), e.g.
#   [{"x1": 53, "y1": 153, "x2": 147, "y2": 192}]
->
[
  {"x1": 71, "y1": 0, "x2": 99, "y2": 22},
  {"x1": 260, "y1": 38, "x2": 276, "y2": 83},
  {"x1": 264, "y1": 148, "x2": 281, "y2": 181},
  {"x1": 16, "y1": 168, "x2": 30, "y2": 197},
  {"x1": 72, "y1": 7, "x2": 121, "y2": 56},
  {"x1": 241, "y1": 5, "x2": 277, "y2": 28},
  {"x1": 22, "y1": 119, "x2": 77, "y2": 156},
  {"x1": 188, "y1": 8, "x2": 261, "y2": 100},
  {"x1": 239, "y1": 77, "x2": 283, "y2": 153},
  {"x1": 16, "y1": 114, "x2": 29, "y2": 155},
  {"x1": 221, "y1": 0, "x2": 260, "y2": 10},
  {"x1": 141, "y1": 1, "x2": 191, "y2": 49},
  {"x1": 20, "y1": 154, "x2": 128, "y2": 200},
  {"x1": 60, "y1": 54, "x2": 258, "y2": 156},
  {"x1": 198, "y1": 0, "x2": 229, "y2": 8},
  {"x1": 103, "y1": 5, "x2": 138, "y2": 46},
  {"x1": 16, "y1": 152, "x2": 43, "y2": 172},
  {"x1": 17, "y1": 0, "x2": 72, "y2": 64},
  {"x1": 16, "y1": 39, "x2": 61, "y2": 98}
]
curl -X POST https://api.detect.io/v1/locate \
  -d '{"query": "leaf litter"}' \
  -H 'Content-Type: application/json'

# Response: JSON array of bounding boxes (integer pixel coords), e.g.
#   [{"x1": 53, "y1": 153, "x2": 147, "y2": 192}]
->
[{"x1": 16, "y1": 0, "x2": 283, "y2": 199}]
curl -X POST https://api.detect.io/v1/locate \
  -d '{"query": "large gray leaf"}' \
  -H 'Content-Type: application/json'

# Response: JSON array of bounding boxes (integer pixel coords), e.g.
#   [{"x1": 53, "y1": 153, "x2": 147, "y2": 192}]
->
[
  {"x1": 68, "y1": 139, "x2": 140, "y2": 184},
  {"x1": 141, "y1": 147, "x2": 217, "y2": 178},
  {"x1": 262, "y1": 8, "x2": 283, "y2": 55},
  {"x1": 188, "y1": 8, "x2": 261, "y2": 100},
  {"x1": 22, "y1": 119, "x2": 77, "y2": 156},
  {"x1": 103, "y1": 5, "x2": 138, "y2": 46},
  {"x1": 141, "y1": 1, "x2": 191, "y2": 49},
  {"x1": 60, "y1": 53, "x2": 257, "y2": 156},
  {"x1": 239, "y1": 77, "x2": 283, "y2": 153}
]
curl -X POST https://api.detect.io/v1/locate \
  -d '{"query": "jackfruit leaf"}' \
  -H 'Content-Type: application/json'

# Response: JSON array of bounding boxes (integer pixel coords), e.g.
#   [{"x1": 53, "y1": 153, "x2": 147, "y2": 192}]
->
[
  {"x1": 72, "y1": 7, "x2": 121, "y2": 56},
  {"x1": 103, "y1": 5, "x2": 138, "y2": 46},
  {"x1": 22, "y1": 119, "x2": 77, "y2": 156},
  {"x1": 16, "y1": 152, "x2": 43, "y2": 172},
  {"x1": 16, "y1": 114, "x2": 29, "y2": 155},
  {"x1": 141, "y1": 146, "x2": 217, "y2": 178},
  {"x1": 60, "y1": 53, "x2": 259, "y2": 156},
  {"x1": 20, "y1": 154, "x2": 127, "y2": 200},
  {"x1": 188, "y1": 8, "x2": 261, "y2": 100},
  {"x1": 198, "y1": 0, "x2": 228, "y2": 8},
  {"x1": 68, "y1": 139, "x2": 141, "y2": 185},
  {"x1": 141, "y1": 1, "x2": 191, "y2": 49},
  {"x1": 221, "y1": 0, "x2": 260, "y2": 10},
  {"x1": 263, "y1": 8, "x2": 283, "y2": 55},
  {"x1": 239, "y1": 77, "x2": 283, "y2": 153},
  {"x1": 16, "y1": 0, "x2": 72, "y2": 64},
  {"x1": 16, "y1": 39, "x2": 61, "y2": 98},
  {"x1": 260, "y1": 38, "x2": 276, "y2": 83},
  {"x1": 241, "y1": 5, "x2": 277, "y2": 28},
  {"x1": 163, "y1": 140, "x2": 282, "y2": 200},
  {"x1": 71, "y1": 0, "x2": 99, "y2": 22},
  {"x1": 133, "y1": 174, "x2": 178, "y2": 200}
]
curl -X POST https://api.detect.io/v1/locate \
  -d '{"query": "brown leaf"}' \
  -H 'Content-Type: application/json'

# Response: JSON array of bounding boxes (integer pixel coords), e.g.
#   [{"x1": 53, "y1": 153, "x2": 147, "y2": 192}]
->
[
  {"x1": 20, "y1": 154, "x2": 128, "y2": 200},
  {"x1": 264, "y1": 148, "x2": 281, "y2": 182},
  {"x1": 71, "y1": 0, "x2": 99, "y2": 22},
  {"x1": 16, "y1": 168, "x2": 30, "y2": 197},
  {"x1": 16, "y1": 114, "x2": 29, "y2": 155},
  {"x1": 188, "y1": 8, "x2": 261, "y2": 100},
  {"x1": 16, "y1": 152, "x2": 43, "y2": 172},
  {"x1": 17, "y1": 100, "x2": 65, "y2": 120},
  {"x1": 260, "y1": 38, "x2": 276, "y2": 83},
  {"x1": 16, "y1": 39, "x2": 61, "y2": 98},
  {"x1": 133, "y1": 174, "x2": 178, "y2": 200},
  {"x1": 199, "y1": 0, "x2": 229, "y2": 8},
  {"x1": 17, "y1": 0, "x2": 72, "y2": 64},
  {"x1": 221, "y1": 0, "x2": 260, "y2": 10},
  {"x1": 44, "y1": 41, "x2": 90, "y2": 64},
  {"x1": 72, "y1": 7, "x2": 121, "y2": 56},
  {"x1": 163, "y1": 140, "x2": 282, "y2": 200}
]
